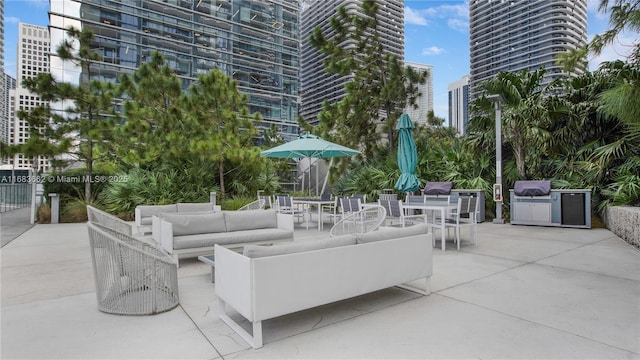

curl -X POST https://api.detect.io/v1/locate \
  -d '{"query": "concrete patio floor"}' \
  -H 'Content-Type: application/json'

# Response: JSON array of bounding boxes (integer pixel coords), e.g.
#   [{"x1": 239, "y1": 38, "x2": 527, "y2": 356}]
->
[{"x1": 1, "y1": 218, "x2": 639, "y2": 359}]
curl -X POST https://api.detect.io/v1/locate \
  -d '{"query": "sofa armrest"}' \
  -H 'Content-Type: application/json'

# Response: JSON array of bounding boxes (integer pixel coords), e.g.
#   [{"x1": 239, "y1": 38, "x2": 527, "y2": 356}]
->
[
  {"x1": 159, "y1": 219, "x2": 175, "y2": 254},
  {"x1": 215, "y1": 245, "x2": 254, "y2": 321},
  {"x1": 135, "y1": 207, "x2": 142, "y2": 228},
  {"x1": 276, "y1": 213, "x2": 294, "y2": 232},
  {"x1": 151, "y1": 215, "x2": 162, "y2": 245}
]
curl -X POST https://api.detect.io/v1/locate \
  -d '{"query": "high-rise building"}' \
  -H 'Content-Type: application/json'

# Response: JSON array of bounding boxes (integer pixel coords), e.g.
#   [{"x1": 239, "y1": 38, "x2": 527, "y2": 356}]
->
[
  {"x1": 1, "y1": 73, "x2": 17, "y2": 150},
  {"x1": 49, "y1": 0, "x2": 300, "y2": 140},
  {"x1": 404, "y1": 62, "x2": 433, "y2": 125},
  {"x1": 448, "y1": 75, "x2": 469, "y2": 135},
  {"x1": 10, "y1": 23, "x2": 51, "y2": 171},
  {"x1": 300, "y1": 0, "x2": 404, "y2": 125},
  {"x1": 469, "y1": 0, "x2": 587, "y2": 99}
]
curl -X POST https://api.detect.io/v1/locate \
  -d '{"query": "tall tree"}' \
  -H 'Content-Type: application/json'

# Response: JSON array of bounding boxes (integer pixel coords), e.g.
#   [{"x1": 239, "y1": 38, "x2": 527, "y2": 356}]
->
[
  {"x1": 474, "y1": 69, "x2": 556, "y2": 179},
  {"x1": 183, "y1": 69, "x2": 260, "y2": 197},
  {"x1": 16, "y1": 27, "x2": 118, "y2": 202},
  {"x1": 309, "y1": 0, "x2": 428, "y2": 158},
  {"x1": 115, "y1": 52, "x2": 185, "y2": 168}
]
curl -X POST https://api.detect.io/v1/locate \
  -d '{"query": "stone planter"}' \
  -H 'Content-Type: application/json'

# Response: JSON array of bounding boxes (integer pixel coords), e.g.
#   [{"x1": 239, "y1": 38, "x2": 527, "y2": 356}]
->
[{"x1": 606, "y1": 206, "x2": 640, "y2": 248}]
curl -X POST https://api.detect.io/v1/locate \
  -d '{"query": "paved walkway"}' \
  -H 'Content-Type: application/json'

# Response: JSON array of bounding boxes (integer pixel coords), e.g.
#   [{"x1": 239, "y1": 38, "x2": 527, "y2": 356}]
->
[
  {"x1": 0, "y1": 207, "x2": 34, "y2": 248},
  {"x1": 1, "y1": 221, "x2": 639, "y2": 359}
]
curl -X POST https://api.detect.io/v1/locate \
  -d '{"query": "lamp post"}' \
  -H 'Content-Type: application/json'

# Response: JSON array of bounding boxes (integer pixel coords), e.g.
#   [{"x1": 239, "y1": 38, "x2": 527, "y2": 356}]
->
[{"x1": 487, "y1": 95, "x2": 505, "y2": 224}]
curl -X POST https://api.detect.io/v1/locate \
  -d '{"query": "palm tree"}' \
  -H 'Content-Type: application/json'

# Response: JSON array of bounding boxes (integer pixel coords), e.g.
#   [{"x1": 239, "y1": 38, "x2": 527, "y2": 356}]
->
[{"x1": 475, "y1": 68, "x2": 556, "y2": 179}]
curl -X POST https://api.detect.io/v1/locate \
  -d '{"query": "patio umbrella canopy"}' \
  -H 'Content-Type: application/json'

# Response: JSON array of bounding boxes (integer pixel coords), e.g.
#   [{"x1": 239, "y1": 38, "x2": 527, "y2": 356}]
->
[
  {"x1": 394, "y1": 113, "x2": 421, "y2": 193},
  {"x1": 261, "y1": 134, "x2": 360, "y2": 195}
]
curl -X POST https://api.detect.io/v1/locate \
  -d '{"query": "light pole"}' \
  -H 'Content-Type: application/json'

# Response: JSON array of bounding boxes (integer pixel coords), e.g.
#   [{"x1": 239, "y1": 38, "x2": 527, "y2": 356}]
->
[{"x1": 487, "y1": 95, "x2": 505, "y2": 224}]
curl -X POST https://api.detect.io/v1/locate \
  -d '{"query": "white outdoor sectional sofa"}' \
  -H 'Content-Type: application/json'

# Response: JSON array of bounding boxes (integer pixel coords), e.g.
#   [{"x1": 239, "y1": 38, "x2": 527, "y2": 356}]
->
[
  {"x1": 135, "y1": 202, "x2": 222, "y2": 235},
  {"x1": 215, "y1": 224, "x2": 433, "y2": 348},
  {"x1": 154, "y1": 209, "x2": 294, "y2": 266}
]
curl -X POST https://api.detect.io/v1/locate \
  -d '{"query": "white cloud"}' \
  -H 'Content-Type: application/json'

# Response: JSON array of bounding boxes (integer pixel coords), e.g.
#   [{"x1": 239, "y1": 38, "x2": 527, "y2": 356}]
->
[
  {"x1": 422, "y1": 46, "x2": 446, "y2": 56},
  {"x1": 588, "y1": 31, "x2": 638, "y2": 70},
  {"x1": 405, "y1": 6, "x2": 428, "y2": 26},
  {"x1": 448, "y1": 19, "x2": 468, "y2": 33},
  {"x1": 5, "y1": 16, "x2": 20, "y2": 24}
]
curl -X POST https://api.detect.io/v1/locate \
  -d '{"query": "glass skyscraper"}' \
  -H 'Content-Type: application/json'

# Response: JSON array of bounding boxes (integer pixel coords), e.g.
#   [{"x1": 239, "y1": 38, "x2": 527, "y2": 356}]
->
[
  {"x1": 49, "y1": 0, "x2": 300, "y2": 139},
  {"x1": 469, "y1": 0, "x2": 587, "y2": 99}
]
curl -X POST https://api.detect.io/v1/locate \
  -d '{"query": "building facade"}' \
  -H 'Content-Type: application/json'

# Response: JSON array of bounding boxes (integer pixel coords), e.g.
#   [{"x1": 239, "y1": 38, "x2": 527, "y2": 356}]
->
[
  {"x1": 469, "y1": 0, "x2": 587, "y2": 99},
  {"x1": 448, "y1": 74, "x2": 469, "y2": 135},
  {"x1": 49, "y1": 0, "x2": 300, "y2": 140},
  {"x1": 404, "y1": 62, "x2": 433, "y2": 125},
  {"x1": 8, "y1": 23, "x2": 51, "y2": 171},
  {"x1": 300, "y1": 0, "x2": 404, "y2": 125}
]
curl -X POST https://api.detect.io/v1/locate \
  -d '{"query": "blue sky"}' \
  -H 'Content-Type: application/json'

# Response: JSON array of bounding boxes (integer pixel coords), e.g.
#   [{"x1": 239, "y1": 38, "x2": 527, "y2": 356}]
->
[{"x1": 3, "y1": 0, "x2": 635, "y2": 121}]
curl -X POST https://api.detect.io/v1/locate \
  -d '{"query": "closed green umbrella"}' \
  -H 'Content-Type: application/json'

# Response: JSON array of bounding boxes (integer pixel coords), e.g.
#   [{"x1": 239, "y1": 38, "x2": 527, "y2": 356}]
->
[{"x1": 394, "y1": 113, "x2": 420, "y2": 193}]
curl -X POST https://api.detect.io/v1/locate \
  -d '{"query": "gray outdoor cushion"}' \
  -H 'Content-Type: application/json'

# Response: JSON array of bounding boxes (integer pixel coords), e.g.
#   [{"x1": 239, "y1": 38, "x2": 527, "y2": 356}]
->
[
  {"x1": 138, "y1": 204, "x2": 177, "y2": 217},
  {"x1": 224, "y1": 209, "x2": 277, "y2": 232},
  {"x1": 177, "y1": 202, "x2": 214, "y2": 212},
  {"x1": 243, "y1": 234, "x2": 357, "y2": 258},
  {"x1": 514, "y1": 180, "x2": 551, "y2": 196},
  {"x1": 357, "y1": 224, "x2": 429, "y2": 244},
  {"x1": 163, "y1": 212, "x2": 227, "y2": 236},
  {"x1": 173, "y1": 228, "x2": 293, "y2": 250}
]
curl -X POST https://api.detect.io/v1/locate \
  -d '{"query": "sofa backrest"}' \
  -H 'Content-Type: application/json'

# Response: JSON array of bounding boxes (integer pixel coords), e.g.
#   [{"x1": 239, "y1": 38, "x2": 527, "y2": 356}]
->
[
  {"x1": 357, "y1": 223, "x2": 428, "y2": 244},
  {"x1": 163, "y1": 212, "x2": 227, "y2": 236},
  {"x1": 137, "y1": 204, "x2": 177, "y2": 217},
  {"x1": 243, "y1": 234, "x2": 357, "y2": 258},
  {"x1": 224, "y1": 209, "x2": 278, "y2": 232},
  {"x1": 176, "y1": 202, "x2": 215, "y2": 212}
]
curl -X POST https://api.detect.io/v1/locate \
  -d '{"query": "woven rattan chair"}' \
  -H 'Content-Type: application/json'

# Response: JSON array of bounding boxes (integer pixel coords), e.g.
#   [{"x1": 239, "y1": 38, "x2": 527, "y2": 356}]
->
[
  {"x1": 87, "y1": 205, "x2": 133, "y2": 236},
  {"x1": 238, "y1": 199, "x2": 266, "y2": 211},
  {"x1": 330, "y1": 205, "x2": 386, "y2": 237},
  {"x1": 86, "y1": 222, "x2": 179, "y2": 315}
]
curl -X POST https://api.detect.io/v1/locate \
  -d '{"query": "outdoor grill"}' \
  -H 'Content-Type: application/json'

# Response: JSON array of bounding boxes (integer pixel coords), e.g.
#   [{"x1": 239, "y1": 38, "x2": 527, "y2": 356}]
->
[
  {"x1": 510, "y1": 180, "x2": 591, "y2": 228},
  {"x1": 512, "y1": 180, "x2": 551, "y2": 199},
  {"x1": 422, "y1": 181, "x2": 454, "y2": 196}
]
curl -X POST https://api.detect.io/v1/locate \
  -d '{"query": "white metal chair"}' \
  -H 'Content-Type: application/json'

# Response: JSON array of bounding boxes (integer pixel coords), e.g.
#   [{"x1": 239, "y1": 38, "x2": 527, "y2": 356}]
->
[
  {"x1": 378, "y1": 199, "x2": 406, "y2": 227},
  {"x1": 275, "y1": 195, "x2": 303, "y2": 224},
  {"x1": 258, "y1": 195, "x2": 273, "y2": 209},
  {"x1": 379, "y1": 193, "x2": 398, "y2": 202},
  {"x1": 320, "y1": 195, "x2": 340, "y2": 230},
  {"x1": 330, "y1": 205, "x2": 386, "y2": 237},
  {"x1": 86, "y1": 222, "x2": 179, "y2": 315},
  {"x1": 444, "y1": 196, "x2": 479, "y2": 250},
  {"x1": 351, "y1": 193, "x2": 367, "y2": 204}
]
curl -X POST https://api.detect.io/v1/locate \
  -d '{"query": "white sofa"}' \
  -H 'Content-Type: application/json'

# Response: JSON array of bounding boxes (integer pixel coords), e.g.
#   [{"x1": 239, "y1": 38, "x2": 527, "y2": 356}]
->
[
  {"x1": 156, "y1": 209, "x2": 293, "y2": 266},
  {"x1": 215, "y1": 224, "x2": 433, "y2": 348},
  {"x1": 135, "y1": 202, "x2": 221, "y2": 235}
]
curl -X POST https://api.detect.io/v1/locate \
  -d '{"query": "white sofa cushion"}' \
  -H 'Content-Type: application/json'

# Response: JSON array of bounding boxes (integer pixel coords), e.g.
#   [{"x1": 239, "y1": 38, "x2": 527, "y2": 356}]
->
[
  {"x1": 357, "y1": 224, "x2": 429, "y2": 244},
  {"x1": 174, "y1": 228, "x2": 293, "y2": 250},
  {"x1": 163, "y1": 212, "x2": 227, "y2": 236},
  {"x1": 138, "y1": 204, "x2": 177, "y2": 222},
  {"x1": 224, "y1": 209, "x2": 277, "y2": 232},
  {"x1": 242, "y1": 235, "x2": 357, "y2": 258},
  {"x1": 177, "y1": 202, "x2": 215, "y2": 212}
]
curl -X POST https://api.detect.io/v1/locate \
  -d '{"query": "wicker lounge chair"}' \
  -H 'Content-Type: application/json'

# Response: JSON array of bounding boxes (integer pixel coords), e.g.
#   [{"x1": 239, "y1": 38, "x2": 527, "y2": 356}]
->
[{"x1": 86, "y1": 222, "x2": 179, "y2": 315}]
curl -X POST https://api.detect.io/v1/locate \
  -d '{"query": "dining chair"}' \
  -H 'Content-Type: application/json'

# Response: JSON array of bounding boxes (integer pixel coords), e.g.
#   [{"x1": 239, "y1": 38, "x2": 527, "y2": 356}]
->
[
  {"x1": 320, "y1": 196, "x2": 339, "y2": 230},
  {"x1": 444, "y1": 196, "x2": 479, "y2": 250},
  {"x1": 378, "y1": 199, "x2": 405, "y2": 227},
  {"x1": 276, "y1": 195, "x2": 303, "y2": 224},
  {"x1": 351, "y1": 193, "x2": 367, "y2": 204}
]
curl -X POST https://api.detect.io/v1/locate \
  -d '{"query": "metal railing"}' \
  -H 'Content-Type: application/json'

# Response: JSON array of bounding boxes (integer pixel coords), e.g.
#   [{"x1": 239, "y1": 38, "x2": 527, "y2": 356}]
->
[{"x1": 0, "y1": 183, "x2": 32, "y2": 213}]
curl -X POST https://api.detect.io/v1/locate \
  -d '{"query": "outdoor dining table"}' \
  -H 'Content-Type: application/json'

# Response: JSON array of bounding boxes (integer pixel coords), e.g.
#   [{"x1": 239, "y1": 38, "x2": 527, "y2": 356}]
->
[
  {"x1": 401, "y1": 203, "x2": 457, "y2": 251},
  {"x1": 293, "y1": 198, "x2": 336, "y2": 231}
]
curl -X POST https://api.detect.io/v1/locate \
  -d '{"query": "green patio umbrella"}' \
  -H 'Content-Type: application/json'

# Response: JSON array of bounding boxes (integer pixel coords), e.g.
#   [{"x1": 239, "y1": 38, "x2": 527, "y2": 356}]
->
[
  {"x1": 394, "y1": 113, "x2": 420, "y2": 193},
  {"x1": 261, "y1": 134, "x2": 360, "y2": 196}
]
